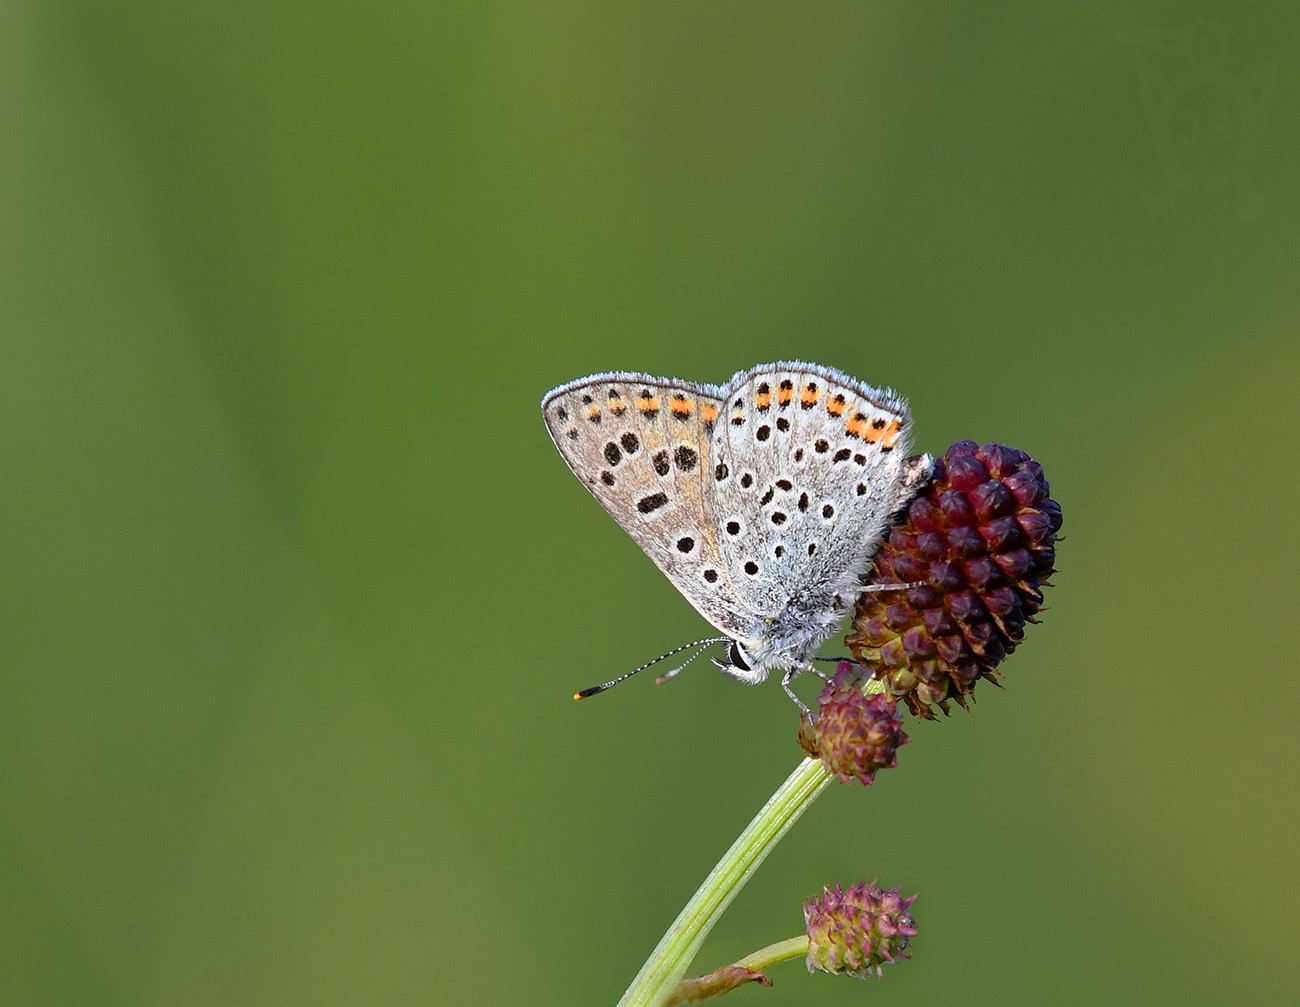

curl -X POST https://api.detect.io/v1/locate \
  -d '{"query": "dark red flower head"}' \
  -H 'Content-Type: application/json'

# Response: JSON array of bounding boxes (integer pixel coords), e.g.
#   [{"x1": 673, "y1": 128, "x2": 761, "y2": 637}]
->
[{"x1": 847, "y1": 441, "x2": 1061, "y2": 718}]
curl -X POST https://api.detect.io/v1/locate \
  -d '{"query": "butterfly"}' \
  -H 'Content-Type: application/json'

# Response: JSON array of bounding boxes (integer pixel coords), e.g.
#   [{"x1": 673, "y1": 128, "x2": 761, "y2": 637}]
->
[{"x1": 542, "y1": 362, "x2": 931, "y2": 707}]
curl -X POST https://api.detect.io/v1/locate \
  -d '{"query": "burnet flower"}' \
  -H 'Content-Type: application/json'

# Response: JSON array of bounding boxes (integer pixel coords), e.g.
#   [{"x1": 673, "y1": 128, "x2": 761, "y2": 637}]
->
[
  {"x1": 847, "y1": 440, "x2": 1062, "y2": 718},
  {"x1": 800, "y1": 663, "x2": 909, "y2": 785},
  {"x1": 804, "y1": 880, "x2": 918, "y2": 979}
]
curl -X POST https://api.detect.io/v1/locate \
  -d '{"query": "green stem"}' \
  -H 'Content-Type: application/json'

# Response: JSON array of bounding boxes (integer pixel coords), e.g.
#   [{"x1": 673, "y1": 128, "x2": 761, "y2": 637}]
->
[
  {"x1": 732, "y1": 935, "x2": 810, "y2": 973},
  {"x1": 663, "y1": 937, "x2": 809, "y2": 1006},
  {"x1": 615, "y1": 756, "x2": 832, "y2": 1007}
]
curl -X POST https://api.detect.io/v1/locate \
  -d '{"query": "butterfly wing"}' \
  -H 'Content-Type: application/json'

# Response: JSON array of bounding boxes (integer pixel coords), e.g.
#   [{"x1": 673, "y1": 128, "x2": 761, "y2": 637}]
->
[
  {"x1": 541, "y1": 372, "x2": 750, "y2": 638},
  {"x1": 708, "y1": 362, "x2": 913, "y2": 637}
]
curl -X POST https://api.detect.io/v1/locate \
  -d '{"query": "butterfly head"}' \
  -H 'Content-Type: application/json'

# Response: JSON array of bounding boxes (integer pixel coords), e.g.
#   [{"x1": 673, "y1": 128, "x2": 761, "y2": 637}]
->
[{"x1": 709, "y1": 637, "x2": 771, "y2": 685}]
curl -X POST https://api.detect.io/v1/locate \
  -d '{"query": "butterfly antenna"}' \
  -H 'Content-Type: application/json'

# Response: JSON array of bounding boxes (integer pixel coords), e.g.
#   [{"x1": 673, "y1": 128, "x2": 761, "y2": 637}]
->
[
  {"x1": 573, "y1": 638, "x2": 726, "y2": 700},
  {"x1": 653, "y1": 639, "x2": 716, "y2": 686}
]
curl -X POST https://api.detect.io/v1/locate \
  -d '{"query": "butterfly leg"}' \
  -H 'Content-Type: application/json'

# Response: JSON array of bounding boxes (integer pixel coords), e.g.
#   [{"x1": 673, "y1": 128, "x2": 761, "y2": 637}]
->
[
  {"x1": 859, "y1": 580, "x2": 925, "y2": 594},
  {"x1": 780, "y1": 667, "x2": 811, "y2": 715},
  {"x1": 808, "y1": 656, "x2": 843, "y2": 679}
]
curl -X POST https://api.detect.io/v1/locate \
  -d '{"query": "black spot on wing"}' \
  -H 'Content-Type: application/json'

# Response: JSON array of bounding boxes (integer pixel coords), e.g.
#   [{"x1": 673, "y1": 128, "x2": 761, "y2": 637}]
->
[{"x1": 637, "y1": 492, "x2": 668, "y2": 514}]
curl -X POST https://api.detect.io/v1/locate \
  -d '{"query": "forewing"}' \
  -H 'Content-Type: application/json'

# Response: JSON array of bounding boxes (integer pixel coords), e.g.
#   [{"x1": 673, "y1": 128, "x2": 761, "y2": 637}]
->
[
  {"x1": 708, "y1": 362, "x2": 913, "y2": 607},
  {"x1": 541, "y1": 373, "x2": 747, "y2": 636}
]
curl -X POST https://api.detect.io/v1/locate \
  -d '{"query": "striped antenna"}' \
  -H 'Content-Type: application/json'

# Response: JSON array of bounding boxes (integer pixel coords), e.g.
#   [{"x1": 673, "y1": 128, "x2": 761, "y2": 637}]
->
[{"x1": 573, "y1": 638, "x2": 726, "y2": 700}]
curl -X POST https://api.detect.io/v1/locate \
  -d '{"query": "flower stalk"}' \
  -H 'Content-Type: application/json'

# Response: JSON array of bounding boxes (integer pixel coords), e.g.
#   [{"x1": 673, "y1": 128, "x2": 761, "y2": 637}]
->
[
  {"x1": 664, "y1": 937, "x2": 808, "y2": 1005},
  {"x1": 616, "y1": 679, "x2": 886, "y2": 1007}
]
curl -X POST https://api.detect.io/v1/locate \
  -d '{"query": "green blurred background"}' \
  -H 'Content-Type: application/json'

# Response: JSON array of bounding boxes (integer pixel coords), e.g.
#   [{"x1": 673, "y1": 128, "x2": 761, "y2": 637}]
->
[{"x1": 3, "y1": 2, "x2": 1297, "y2": 1004}]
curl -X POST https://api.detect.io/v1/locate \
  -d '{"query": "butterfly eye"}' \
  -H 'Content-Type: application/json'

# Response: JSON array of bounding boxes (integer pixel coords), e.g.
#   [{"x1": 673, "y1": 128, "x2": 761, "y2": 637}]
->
[{"x1": 727, "y1": 641, "x2": 751, "y2": 671}]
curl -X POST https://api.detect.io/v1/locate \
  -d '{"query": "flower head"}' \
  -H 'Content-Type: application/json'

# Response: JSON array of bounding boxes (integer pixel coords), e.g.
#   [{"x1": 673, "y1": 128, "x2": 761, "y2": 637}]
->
[
  {"x1": 847, "y1": 440, "x2": 1062, "y2": 718},
  {"x1": 806, "y1": 663, "x2": 909, "y2": 785},
  {"x1": 804, "y1": 880, "x2": 917, "y2": 979}
]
